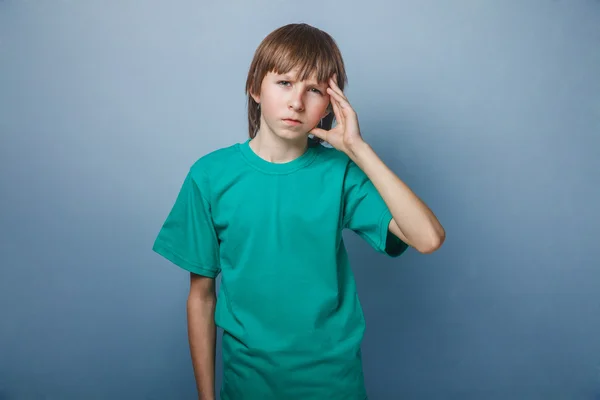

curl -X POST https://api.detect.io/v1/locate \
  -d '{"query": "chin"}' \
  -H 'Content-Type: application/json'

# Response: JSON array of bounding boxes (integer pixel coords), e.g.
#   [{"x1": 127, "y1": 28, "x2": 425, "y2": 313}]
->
[{"x1": 274, "y1": 129, "x2": 309, "y2": 141}]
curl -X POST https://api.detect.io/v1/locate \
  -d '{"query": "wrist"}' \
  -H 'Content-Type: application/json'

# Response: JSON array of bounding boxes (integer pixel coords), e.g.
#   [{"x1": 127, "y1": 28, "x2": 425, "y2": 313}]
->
[{"x1": 346, "y1": 139, "x2": 372, "y2": 164}]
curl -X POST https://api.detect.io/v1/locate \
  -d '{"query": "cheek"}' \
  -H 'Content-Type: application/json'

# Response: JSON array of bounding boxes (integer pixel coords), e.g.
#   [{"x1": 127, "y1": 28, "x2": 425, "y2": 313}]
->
[
  {"x1": 257, "y1": 84, "x2": 278, "y2": 116},
  {"x1": 308, "y1": 99, "x2": 329, "y2": 120},
  {"x1": 260, "y1": 101, "x2": 279, "y2": 120},
  {"x1": 258, "y1": 92, "x2": 276, "y2": 117}
]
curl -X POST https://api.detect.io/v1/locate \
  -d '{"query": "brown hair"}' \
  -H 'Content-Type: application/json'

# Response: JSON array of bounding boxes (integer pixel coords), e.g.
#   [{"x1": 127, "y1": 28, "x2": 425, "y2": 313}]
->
[{"x1": 245, "y1": 23, "x2": 348, "y2": 146}]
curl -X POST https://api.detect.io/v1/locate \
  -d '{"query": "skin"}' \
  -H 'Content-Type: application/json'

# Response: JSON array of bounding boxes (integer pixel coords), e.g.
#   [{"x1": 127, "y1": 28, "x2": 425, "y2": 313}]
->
[
  {"x1": 249, "y1": 69, "x2": 331, "y2": 163},
  {"x1": 189, "y1": 67, "x2": 447, "y2": 400},
  {"x1": 188, "y1": 274, "x2": 216, "y2": 400},
  {"x1": 251, "y1": 68, "x2": 446, "y2": 253}
]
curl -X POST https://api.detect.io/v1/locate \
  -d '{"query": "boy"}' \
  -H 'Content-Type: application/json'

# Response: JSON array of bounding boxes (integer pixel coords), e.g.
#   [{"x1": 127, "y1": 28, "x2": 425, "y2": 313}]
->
[{"x1": 153, "y1": 23, "x2": 445, "y2": 399}]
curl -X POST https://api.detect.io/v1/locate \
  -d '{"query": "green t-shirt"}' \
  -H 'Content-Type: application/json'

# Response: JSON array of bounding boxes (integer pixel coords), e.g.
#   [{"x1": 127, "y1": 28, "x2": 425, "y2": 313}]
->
[{"x1": 153, "y1": 139, "x2": 408, "y2": 399}]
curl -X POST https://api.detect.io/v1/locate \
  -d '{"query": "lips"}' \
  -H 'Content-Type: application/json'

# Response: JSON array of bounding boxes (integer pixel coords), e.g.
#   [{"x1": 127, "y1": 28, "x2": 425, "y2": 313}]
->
[{"x1": 282, "y1": 118, "x2": 302, "y2": 126}]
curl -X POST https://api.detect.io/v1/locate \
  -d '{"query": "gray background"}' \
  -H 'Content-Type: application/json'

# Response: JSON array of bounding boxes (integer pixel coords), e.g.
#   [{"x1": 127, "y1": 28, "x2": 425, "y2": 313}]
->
[{"x1": 1, "y1": 1, "x2": 599, "y2": 399}]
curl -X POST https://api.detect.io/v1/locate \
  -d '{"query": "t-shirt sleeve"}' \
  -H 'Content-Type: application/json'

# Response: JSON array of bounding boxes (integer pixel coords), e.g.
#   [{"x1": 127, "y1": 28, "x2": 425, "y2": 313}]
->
[
  {"x1": 342, "y1": 159, "x2": 409, "y2": 257},
  {"x1": 152, "y1": 169, "x2": 221, "y2": 278}
]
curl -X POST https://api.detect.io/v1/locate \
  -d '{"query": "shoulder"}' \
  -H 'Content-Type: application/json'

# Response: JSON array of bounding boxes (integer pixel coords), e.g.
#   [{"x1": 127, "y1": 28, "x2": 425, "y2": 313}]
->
[
  {"x1": 313, "y1": 143, "x2": 353, "y2": 169},
  {"x1": 187, "y1": 142, "x2": 244, "y2": 179},
  {"x1": 183, "y1": 141, "x2": 246, "y2": 199},
  {"x1": 190, "y1": 142, "x2": 240, "y2": 171},
  {"x1": 313, "y1": 145, "x2": 370, "y2": 191},
  {"x1": 313, "y1": 144, "x2": 359, "y2": 182}
]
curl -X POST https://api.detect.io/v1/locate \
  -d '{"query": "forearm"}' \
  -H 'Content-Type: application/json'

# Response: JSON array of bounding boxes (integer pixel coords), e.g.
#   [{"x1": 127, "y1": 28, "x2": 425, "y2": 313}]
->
[
  {"x1": 348, "y1": 140, "x2": 445, "y2": 253},
  {"x1": 187, "y1": 294, "x2": 217, "y2": 400}
]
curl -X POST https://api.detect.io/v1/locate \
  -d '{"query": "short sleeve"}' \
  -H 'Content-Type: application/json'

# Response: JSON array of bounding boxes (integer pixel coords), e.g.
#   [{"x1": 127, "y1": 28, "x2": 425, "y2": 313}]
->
[
  {"x1": 342, "y1": 160, "x2": 409, "y2": 257},
  {"x1": 152, "y1": 169, "x2": 221, "y2": 278}
]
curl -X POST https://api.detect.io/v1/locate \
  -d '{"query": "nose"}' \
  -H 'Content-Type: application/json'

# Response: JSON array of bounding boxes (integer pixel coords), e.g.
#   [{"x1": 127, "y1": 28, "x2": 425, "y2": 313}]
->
[{"x1": 288, "y1": 89, "x2": 305, "y2": 112}]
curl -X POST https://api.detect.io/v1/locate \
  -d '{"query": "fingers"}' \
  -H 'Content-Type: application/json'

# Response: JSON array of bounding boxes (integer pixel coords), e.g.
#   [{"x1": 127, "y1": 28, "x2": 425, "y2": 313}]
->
[
  {"x1": 331, "y1": 96, "x2": 343, "y2": 124},
  {"x1": 327, "y1": 85, "x2": 345, "y2": 104},
  {"x1": 328, "y1": 75, "x2": 347, "y2": 101},
  {"x1": 330, "y1": 90, "x2": 354, "y2": 129},
  {"x1": 327, "y1": 86, "x2": 352, "y2": 114}
]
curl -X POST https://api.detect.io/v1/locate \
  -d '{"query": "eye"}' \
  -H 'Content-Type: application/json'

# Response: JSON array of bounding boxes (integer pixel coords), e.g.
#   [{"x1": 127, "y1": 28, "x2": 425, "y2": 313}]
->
[
  {"x1": 277, "y1": 80, "x2": 291, "y2": 86},
  {"x1": 309, "y1": 88, "x2": 323, "y2": 95}
]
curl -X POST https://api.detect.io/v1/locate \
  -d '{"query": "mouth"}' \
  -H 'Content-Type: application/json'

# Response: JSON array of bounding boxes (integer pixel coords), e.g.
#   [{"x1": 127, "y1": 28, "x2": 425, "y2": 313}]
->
[{"x1": 282, "y1": 118, "x2": 302, "y2": 126}]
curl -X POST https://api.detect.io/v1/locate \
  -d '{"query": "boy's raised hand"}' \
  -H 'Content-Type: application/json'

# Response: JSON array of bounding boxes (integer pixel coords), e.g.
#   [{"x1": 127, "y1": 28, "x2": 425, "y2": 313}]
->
[{"x1": 309, "y1": 74, "x2": 365, "y2": 155}]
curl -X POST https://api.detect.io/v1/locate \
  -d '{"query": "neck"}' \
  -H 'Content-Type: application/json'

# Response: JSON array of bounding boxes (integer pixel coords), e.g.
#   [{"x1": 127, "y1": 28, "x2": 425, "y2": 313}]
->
[{"x1": 249, "y1": 128, "x2": 308, "y2": 164}]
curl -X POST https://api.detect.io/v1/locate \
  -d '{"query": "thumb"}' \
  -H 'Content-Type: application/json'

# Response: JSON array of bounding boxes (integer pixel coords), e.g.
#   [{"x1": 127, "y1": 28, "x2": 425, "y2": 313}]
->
[{"x1": 309, "y1": 127, "x2": 328, "y2": 141}]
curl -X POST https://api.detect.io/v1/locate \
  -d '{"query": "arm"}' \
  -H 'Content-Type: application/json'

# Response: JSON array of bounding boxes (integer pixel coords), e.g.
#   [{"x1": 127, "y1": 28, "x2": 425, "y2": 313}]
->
[
  {"x1": 348, "y1": 141, "x2": 445, "y2": 254},
  {"x1": 187, "y1": 273, "x2": 217, "y2": 400},
  {"x1": 311, "y1": 74, "x2": 445, "y2": 254}
]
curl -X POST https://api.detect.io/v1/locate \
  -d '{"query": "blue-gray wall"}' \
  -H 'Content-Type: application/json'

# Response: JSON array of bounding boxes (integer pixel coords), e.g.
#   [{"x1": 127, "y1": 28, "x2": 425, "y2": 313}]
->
[{"x1": 1, "y1": 1, "x2": 599, "y2": 399}]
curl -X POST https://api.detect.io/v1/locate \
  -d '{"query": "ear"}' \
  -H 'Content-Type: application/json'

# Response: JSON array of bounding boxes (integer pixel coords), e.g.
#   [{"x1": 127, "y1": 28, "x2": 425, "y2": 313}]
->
[{"x1": 250, "y1": 91, "x2": 260, "y2": 104}]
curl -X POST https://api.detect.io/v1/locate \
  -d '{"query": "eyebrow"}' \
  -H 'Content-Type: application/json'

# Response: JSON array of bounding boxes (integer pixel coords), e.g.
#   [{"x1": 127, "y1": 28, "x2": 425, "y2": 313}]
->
[{"x1": 279, "y1": 74, "x2": 323, "y2": 86}]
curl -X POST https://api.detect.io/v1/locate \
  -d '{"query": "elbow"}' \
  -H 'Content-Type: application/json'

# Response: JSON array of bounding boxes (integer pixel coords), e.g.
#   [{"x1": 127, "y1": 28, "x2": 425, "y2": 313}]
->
[{"x1": 415, "y1": 227, "x2": 445, "y2": 254}]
